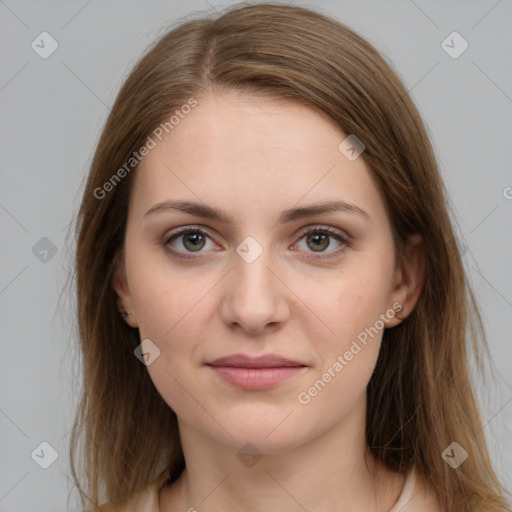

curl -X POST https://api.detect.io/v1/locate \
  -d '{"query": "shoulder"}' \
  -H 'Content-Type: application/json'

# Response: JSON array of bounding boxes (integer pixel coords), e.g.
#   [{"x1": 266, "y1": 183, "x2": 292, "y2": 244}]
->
[
  {"x1": 81, "y1": 469, "x2": 169, "y2": 512},
  {"x1": 395, "y1": 468, "x2": 442, "y2": 512}
]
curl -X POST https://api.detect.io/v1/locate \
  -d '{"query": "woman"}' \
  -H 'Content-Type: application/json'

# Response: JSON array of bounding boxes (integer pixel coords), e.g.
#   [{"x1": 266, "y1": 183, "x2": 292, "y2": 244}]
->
[{"x1": 71, "y1": 3, "x2": 511, "y2": 511}]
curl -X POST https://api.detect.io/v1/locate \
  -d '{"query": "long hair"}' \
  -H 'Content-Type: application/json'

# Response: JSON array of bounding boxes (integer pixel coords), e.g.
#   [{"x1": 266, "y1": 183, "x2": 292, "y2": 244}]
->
[{"x1": 70, "y1": 3, "x2": 510, "y2": 510}]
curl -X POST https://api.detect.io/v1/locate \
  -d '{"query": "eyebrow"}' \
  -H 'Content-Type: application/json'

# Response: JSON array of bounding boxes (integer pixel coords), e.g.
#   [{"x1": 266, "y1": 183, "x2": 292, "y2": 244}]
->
[{"x1": 143, "y1": 199, "x2": 371, "y2": 225}]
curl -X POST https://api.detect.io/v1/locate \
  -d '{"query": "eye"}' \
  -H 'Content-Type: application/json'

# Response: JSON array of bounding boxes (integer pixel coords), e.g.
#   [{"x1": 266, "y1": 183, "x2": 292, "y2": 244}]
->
[
  {"x1": 163, "y1": 227, "x2": 218, "y2": 259},
  {"x1": 292, "y1": 226, "x2": 350, "y2": 259},
  {"x1": 163, "y1": 225, "x2": 350, "y2": 261}
]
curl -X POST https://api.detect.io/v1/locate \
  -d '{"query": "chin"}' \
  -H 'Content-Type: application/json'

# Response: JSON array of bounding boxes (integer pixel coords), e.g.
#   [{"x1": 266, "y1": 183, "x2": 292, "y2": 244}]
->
[
  {"x1": 203, "y1": 409, "x2": 314, "y2": 455},
  {"x1": 223, "y1": 431, "x2": 305, "y2": 456}
]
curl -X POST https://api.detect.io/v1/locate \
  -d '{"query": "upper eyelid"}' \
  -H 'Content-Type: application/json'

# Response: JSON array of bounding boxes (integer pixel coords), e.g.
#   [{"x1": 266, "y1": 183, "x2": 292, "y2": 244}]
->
[{"x1": 295, "y1": 225, "x2": 348, "y2": 238}]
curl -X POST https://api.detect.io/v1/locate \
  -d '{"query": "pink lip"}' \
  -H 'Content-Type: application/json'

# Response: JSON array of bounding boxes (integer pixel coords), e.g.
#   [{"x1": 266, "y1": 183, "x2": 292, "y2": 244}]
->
[{"x1": 206, "y1": 354, "x2": 307, "y2": 390}]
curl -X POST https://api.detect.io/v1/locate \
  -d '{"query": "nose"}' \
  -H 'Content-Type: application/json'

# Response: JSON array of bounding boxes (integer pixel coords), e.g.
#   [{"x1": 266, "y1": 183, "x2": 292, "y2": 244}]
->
[{"x1": 220, "y1": 246, "x2": 290, "y2": 335}]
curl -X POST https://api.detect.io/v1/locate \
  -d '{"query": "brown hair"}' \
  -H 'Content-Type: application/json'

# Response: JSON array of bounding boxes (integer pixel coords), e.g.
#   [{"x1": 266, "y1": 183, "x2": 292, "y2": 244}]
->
[{"x1": 70, "y1": 3, "x2": 510, "y2": 510}]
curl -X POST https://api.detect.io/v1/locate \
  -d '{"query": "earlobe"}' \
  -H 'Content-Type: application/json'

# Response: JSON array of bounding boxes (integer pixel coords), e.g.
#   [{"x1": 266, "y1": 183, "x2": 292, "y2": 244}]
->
[{"x1": 385, "y1": 233, "x2": 426, "y2": 328}]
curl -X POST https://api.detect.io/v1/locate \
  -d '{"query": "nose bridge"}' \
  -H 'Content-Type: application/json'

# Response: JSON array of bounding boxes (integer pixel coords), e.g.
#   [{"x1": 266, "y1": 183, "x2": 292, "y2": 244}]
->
[
  {"x1": 232, "y1": 237, "x2": 277, "y2": 301},
  {"x1": 220, "y1": 235, "x2": 288, "y2": 331}
]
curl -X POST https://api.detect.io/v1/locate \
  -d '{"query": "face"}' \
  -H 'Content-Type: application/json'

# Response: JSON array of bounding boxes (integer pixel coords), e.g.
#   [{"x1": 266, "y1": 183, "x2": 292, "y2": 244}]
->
[{"x1": 114, "y1": 89, "x2": 421, "y2": 454}]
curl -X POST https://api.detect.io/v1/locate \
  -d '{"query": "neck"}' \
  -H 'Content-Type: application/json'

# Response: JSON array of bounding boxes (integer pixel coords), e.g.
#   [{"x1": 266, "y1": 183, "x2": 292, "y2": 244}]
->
[{"x1": 163, "y1": 393, "x2": 404, "y2": 512}]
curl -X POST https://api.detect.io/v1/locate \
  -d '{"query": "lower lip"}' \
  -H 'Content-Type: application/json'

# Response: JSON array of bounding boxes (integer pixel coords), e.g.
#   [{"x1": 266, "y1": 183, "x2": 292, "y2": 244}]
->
[{"x1": 208, "y1": 366, "x2": 306, "y2": 390}]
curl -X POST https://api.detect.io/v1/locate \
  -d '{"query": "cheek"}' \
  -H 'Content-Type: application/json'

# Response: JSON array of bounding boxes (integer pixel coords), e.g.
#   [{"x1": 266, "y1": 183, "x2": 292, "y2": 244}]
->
[
  {"x1": 132, "y1": 274, "x2": 213, "y2": 421},
  {"x1": 126, "y1": 255, "x2": 217, "y2": 380},
  {"x1": 295, "y1": 278, "x2": 387, "y2": 423},
  {"x1": 303, "y1": 265, "x2": 391, "y2": 349},
  {"x1": 296, "y1": 344, "x2": 379, "y2": 437},
  {"x1": 127, "y1": 247, "x2": 214, "y2": 341},
  {"x1": 295, "y1": 264, "x2": 391, "y2": 397},
  {"x1": 135, "y1": 281, "x2": 215, "y2": 375}
]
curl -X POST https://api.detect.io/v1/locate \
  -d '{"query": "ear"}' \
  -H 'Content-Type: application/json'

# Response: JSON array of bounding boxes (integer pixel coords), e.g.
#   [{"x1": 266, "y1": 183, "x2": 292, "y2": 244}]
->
[
  {"x1": 112, "y1": 255, "x2": 139, "y2": 328},
  {"x1": 385, "y1": 233, "x2": 426, "y2": 328}
]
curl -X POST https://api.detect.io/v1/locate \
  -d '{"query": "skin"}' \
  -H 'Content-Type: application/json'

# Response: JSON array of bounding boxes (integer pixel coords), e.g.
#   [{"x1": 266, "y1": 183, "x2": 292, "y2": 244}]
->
[{"x1": 114, "y1": 89, "x2": 432, "y2": 511}]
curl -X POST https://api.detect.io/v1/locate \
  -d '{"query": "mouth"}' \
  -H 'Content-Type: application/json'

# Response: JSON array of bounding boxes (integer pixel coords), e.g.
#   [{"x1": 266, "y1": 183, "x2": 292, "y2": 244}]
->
[{"x1": 205, "y1": 353, "x2": 308, "y2": 390}]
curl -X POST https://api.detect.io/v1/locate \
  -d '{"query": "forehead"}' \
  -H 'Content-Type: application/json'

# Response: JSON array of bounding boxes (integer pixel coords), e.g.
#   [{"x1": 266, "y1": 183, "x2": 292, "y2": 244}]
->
[{"x1": 129, "y1": 91, "x2": 384, "y2": 224}]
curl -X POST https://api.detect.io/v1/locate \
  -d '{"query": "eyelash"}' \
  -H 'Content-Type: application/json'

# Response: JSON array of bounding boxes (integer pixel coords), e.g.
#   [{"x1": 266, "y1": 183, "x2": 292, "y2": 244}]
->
[{"x1": 162, "y1": 225, "x2": 351, "y2": 261}]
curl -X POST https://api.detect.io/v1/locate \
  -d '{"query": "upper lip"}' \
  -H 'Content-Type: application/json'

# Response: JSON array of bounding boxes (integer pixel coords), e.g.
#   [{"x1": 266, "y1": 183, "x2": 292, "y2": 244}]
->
[{"x1": 206, "y1": 354, "x2": 306, "y2": 368}]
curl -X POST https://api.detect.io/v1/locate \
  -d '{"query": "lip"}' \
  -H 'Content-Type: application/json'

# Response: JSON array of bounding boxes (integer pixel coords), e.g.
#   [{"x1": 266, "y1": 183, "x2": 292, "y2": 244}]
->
[
  {"x1": 206, "y1": 354, "x2": 307, "y2": 390},
  {"x1": 207, "y1": 353, "x2": 306, "y2": 368}
]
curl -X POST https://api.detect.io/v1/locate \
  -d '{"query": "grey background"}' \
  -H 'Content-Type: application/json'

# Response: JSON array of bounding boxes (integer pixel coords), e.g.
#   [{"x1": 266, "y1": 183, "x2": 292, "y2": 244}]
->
[{"x1": 0, "y1": 0, "x2": 511, "y2": 510}]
